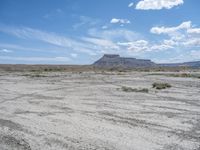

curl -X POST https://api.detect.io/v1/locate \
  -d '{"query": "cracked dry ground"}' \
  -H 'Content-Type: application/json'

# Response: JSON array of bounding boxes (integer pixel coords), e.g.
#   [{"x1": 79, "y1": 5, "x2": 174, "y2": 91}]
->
[{"x1": 0, "y1": 71, "x2": 200, "y2": 150}]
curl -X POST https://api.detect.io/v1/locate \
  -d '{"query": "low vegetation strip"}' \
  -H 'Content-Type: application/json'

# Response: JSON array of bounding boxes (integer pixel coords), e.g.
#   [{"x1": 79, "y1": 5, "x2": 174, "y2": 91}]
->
[
  {"x1": 22, "y1": 73, "x2": 47, "y2": 78},
  {"x1": 148, "y1": 73, "x2": 200, "y2": 79}
]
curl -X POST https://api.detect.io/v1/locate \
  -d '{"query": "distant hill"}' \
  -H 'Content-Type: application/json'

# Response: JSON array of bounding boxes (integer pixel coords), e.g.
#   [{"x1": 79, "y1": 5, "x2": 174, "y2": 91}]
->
[
  {"x1": 93, "y1": 54, "x2": 156, "y2": 68},
  {"x1": 93, "y1": 54, "x2": 200, "y2": 68},
  {"x1": 159, "y1": 61, "x2": 200, "y2": 68}
]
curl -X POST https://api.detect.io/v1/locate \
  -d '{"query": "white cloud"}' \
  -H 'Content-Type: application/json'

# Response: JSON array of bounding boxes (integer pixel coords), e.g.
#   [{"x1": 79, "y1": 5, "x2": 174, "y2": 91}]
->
[
  {"x1": 163, "y1": 39, "x2": 179, "y2": 46},
  {"x1": 0, "y1": 26, "x2": 73, "y2": 47},
  {"x1": 0, "y1": 25, "x2": 141, "y2": 57},
  {"x1": 118, "y1": 40, "x2": 174, "y2": 52},
  {"x1": 82, "y1": 28, "x2": 149, "y2": 55},
  {"x1": 187, "y1": 28, "x2": 200, "y2": 34},
  {"x1": 0, "y1": 49, "x2": 13, "y2": 53},
  {"x1": 136, "y1": 0, "x2": 184, "y2": 10},
  {"x1": 184, "y1": 38, "x2": 200, "y2": 47},
  {"x1": 0, "y1": 25, "x2": 97, "y2": 56},
  {"x1": 88, "y1": 28, "x2": 141, "y2": 42},
  {"x1": 118, "y1": 40, "x2": 149, "y2": 52},
  {"x1": 150, "y1": 22, "x2": 191, "y2": 47},
  {"x1": 82, "y1": 37, "x2": 119, "y2": 50},
  {"x1": 150, "y1": 21, "x2": 191, "y2": 35},
  {"x1": 128, "y1": 2, "x2": 134, "y2": 7},
  {"x1": 150, "y1": 44, "x2": 173, "y2": 51},
  {"x1": 110, "y1": 18, "x2": 131, "y2": 24},
  {"x1": 150, "y1": 21, "x2": 200, "y2": 48}
]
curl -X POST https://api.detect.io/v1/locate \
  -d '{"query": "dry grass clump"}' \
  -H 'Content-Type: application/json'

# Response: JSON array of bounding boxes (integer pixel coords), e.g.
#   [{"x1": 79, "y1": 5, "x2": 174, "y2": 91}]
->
[
  {"x1": 152, "y1": 82, "x2": 171, "y2": 90},
  {"x1": 121, "y1": 86, "x2": 149, "y2": 93}
]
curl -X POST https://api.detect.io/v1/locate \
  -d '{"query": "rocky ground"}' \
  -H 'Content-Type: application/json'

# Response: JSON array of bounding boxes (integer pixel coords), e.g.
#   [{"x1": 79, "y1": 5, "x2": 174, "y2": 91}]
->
[{"x1": 0, "y1": 70, "x2": 200, "y2": 150}]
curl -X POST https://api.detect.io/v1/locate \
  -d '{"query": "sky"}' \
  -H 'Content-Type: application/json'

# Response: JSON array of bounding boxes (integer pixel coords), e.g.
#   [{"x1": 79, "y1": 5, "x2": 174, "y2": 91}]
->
[{"x1": 0, "y1": 0, "x2": 200, "y2": 64}]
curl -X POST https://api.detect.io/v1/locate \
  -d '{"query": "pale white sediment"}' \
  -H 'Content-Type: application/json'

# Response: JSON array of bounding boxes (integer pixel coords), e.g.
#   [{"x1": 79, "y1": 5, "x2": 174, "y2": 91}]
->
[{"x1": 0, "y1": 71, "x2": 199, "y2": 150}]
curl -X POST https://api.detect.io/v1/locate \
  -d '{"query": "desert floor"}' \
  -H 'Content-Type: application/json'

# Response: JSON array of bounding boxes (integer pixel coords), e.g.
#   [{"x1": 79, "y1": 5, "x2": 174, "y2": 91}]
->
[{"x1": 0, "y1": 71, "x2": 200, "y2": 150}]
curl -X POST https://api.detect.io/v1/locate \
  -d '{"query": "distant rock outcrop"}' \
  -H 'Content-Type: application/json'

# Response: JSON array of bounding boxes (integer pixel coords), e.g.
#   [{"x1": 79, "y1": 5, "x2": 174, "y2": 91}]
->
[{"x1": 93, "y1": 54, "x2": 156, "y2": 68}]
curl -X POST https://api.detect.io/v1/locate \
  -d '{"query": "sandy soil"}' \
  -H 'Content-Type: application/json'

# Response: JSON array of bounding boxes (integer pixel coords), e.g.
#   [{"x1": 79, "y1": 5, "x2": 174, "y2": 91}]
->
[{"x1": 0, "y1": 71, "x2": 200, "y2": 150}]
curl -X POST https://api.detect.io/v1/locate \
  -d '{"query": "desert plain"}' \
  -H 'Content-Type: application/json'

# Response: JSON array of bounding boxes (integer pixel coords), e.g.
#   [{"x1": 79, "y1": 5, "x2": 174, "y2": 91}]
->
[{"x1": 0, "y1": 68, "x2": 200, "y2": 150}]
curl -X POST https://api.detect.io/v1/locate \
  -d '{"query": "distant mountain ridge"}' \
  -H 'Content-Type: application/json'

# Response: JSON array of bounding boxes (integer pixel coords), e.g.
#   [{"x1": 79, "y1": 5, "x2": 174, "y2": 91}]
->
[
  {"x1": 93, "y1": 54, "x2": 200, "y2": 68},
  {"x1": 159, "y1": 61, "x2": 200, "y2": 68}
]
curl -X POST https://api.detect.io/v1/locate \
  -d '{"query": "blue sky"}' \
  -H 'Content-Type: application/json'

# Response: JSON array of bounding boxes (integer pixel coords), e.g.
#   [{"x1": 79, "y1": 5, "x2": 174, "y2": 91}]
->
[{"x1": 0, "y1": 0, "x2": 200, "y2": 64}]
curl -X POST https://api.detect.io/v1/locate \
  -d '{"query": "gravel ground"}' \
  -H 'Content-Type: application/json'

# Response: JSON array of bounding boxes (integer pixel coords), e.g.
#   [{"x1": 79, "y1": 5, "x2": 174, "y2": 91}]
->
[{"x1": 0, "y1": 71, "x2": 200, "y2": 150}]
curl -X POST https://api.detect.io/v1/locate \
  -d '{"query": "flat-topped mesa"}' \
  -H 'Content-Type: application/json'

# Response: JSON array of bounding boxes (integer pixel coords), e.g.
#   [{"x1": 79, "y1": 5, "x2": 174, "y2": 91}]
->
[
  {"x1": 103, "y1": 54, "x2": 120, "y2": 58},
  {"x1": 93, "y1": 54, "x2": 156, "y2": 68}
]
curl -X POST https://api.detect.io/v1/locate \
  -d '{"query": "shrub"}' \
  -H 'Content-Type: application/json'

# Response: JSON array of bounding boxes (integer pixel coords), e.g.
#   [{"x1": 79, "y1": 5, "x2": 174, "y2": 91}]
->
[
  {"x1": 121, "y1": 86, "x2": 149, "y2": 93},
  {"x1": 152, "y1": 83, "x2": 172, "y2": 90},
  {"x1": 31, "y1": 74, "x2": 46, "y2": 78}
]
